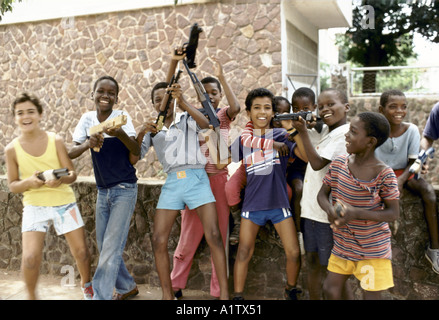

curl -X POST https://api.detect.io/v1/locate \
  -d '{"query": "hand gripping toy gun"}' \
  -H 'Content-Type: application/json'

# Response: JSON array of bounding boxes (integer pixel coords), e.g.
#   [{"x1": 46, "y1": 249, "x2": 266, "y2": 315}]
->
[
  {"x1": 409, "y1": 147, "x2": 435, "y2": 179},
  {"x1": 181, "y1": 23, "x2": 229, "y2": 162},
  {"x1": 37, "y1": 168, "x2": 69, "y2": 181},
  {"x1": 89, "y1": 114, "x2": 127, "y2": 152},
  {"x1": 154, "y1": 69, "x2": 183, "y2": 134}
]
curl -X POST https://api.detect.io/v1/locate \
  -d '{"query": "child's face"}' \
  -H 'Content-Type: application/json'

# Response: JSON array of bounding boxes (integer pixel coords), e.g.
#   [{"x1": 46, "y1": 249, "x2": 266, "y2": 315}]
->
[
  {"x1": 14, "y1": 101, "x2": 42, "y2": 132},
  {"x1": 247, "y1": 96, "x2": 273, "y2": 130},
  {"x1": 317, "y1": 91, "x2": 349, "y2": 130},
  {"x1": 345, "y1": 116, "x2": 370, "y2": 154},
  {"x1": 153, "y1": 88, "x2": 174, "y2": 118},
  {"x1": 292, "y1": 96, "x2": 315, "y2": 113},
  {"x1": 203, "y1": 82, "x2": 222, "y2": 110},
  {"x1": 273, "y1": 100, "x2": 291, "y2": 128},
  {"x1": 93, "y1": 79, "x2": 118, "y2": 113},
  {"x1": 379, "y1": 95, "x2": 407, "y2": 126}
]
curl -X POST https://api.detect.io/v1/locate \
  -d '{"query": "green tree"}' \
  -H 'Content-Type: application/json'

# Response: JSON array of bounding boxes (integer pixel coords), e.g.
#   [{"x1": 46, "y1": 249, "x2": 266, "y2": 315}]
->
[
  {"x1": 0, "y1": 0, "x2": 22, "y2": 22},
  {"x1": 338, "y1": 0, "x2": 439, "y2": 93}
]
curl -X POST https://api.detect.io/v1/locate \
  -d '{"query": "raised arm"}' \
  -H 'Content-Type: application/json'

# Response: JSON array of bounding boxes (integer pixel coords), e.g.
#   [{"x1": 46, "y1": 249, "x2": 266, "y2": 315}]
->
[{"x1": 212, "y1": 57, "x2": 240, "y2": 119}]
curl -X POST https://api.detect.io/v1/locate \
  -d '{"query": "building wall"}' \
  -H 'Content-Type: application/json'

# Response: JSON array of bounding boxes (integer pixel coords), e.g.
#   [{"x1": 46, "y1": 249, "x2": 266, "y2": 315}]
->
[{"x1": 0, "y1": 0, "x2": 283, "y2": 179}]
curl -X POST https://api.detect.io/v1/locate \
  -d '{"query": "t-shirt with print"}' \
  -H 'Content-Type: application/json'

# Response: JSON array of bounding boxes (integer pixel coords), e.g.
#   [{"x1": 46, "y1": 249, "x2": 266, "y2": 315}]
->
[{"x1": 231, "y1": 127, "x2": 295, "y2": 213}]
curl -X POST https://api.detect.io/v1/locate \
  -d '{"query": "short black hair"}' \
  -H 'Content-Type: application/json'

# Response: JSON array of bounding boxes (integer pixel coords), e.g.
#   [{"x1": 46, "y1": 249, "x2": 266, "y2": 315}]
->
[
  {"x1": 245, "y1": 87, "x2": 275, "y2": 111},
  {"x1": 201, "y1": 76, "x2": 222, "y2": 92},
  {"x1": 357, "y1": 112, "x2": 390, "y2": 148},
  {"x1": 320, "y1": 88, "x2": 348, "y2": 104},
  {"x1": 93, "y1": 75, "x2": 119, "y2": 96},
  {"x1": 12, "y1": 93, "x2": 43, "y2": 115},
  {"x1": 292, "y1": 87, "x2": 315, "y2": 105},
  {"x1": 274, "y1": 96, "x2": 291, "y2": 113},
  {"x1": 151, "y1": 82, "x2": 169, "y2": 104},
  {"x1": 380, "y1": 89, "x2": 405, "y2": 107}
]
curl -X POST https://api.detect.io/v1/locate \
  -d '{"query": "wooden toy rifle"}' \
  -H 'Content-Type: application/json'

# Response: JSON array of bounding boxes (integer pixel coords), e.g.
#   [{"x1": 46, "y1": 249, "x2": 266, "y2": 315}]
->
[{"x1": 89, "y1": 114, "x2": 127, "y2": 152}]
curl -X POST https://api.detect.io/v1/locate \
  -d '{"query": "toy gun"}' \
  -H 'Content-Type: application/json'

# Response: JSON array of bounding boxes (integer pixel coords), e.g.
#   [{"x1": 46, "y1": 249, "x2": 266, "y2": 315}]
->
[
  {"x1": 154, "y1": 69, "x2": 183, "y2": 134},
  {"x1": 274, "y1": 111, "x2": 315, "y2": 122},
  {"x1": 409, "y1": 147, "x2": 435, "y2": 179},
  {"x1": 181, "y1": 23, "x2": 229, "y2": 162},
  {"x1": 89, "y1": 114, "x2": 127, "y2": 152},
  {"x1": 37, "y1": 168, "x2": 69, "y2": 181}
]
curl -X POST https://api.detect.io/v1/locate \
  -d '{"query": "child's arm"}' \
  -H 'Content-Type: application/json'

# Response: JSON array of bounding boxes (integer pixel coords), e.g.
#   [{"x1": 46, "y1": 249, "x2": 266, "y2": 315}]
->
[
  {"x1": 292, "y1": 117, "x2": 330, "y2": 170},
  {"x1": 129, "y1": 121, "x2": 157, "y2": 165},
  {"x1": 47, "y1": 135, "x2": 77, "y2": 188},
  {"x1": 170, "y1": 83, "x2": 210, "y2": 129},
  {"x1": 317, "y1": 184, "x2": 338, "y2": 228},
  {"x1": 397, "y1": 158, "x2": 416, "y2": 192},
  {"x1": 212, "y1": 57, "x2": 240, "y2": 119},
  {"x1": 68, "y1": 133, "x2": 103, "y2": 159},
  {"x1": 104, "y1": 127, "x2": 140, "y2": 156},
  {"x1": 5, "y1": 143, "x2": 44, "y2": 193},
  {"x1": 333, "y1": 198, "x2": 400, "y2": 228}
]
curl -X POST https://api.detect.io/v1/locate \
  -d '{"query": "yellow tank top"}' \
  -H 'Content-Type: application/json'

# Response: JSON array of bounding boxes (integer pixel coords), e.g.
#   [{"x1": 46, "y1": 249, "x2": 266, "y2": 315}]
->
[{"x1": 13, "y1": 132, "x2": 76, "y2": 207}]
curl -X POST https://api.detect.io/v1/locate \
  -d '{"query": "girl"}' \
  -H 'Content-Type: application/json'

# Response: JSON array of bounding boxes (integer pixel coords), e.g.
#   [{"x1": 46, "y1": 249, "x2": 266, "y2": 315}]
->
[{"x1": 5, "y1": 93, "x2": 92, "y2": 300}]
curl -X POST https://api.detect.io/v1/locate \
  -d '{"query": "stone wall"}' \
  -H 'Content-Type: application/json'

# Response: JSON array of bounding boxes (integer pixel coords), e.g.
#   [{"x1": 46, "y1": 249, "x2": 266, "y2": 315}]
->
[
  {"x1": 1, "y1": 176, "x2": 438, "y2": 300},
  {"x1": 0, "y1": 0, "x2": 282, "y2": 179}
]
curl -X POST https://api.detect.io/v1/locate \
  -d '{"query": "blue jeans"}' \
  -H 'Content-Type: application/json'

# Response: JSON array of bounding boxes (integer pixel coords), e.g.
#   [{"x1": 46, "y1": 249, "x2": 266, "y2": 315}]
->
[{"x1": 92, "y1": 182, "x2": 138, "y2": 300}]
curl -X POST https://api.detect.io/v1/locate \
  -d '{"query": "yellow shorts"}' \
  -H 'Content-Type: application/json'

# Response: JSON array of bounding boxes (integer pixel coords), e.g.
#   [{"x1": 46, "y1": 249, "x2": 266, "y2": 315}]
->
[{"x1": 328, "y1": 254, "x2": 394, "y2": 292}]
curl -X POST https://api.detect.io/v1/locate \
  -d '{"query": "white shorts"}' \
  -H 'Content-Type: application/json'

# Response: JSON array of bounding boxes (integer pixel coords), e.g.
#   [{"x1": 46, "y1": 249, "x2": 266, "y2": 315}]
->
[{"x1": 22, "y1": 203, "x2": 84, "y2": 235}]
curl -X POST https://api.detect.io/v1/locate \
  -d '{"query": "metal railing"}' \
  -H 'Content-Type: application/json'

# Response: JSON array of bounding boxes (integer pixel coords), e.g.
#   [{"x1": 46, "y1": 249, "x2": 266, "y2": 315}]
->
[{"x1": 348, "y1": 65, "x2": 439, "y2": 97}]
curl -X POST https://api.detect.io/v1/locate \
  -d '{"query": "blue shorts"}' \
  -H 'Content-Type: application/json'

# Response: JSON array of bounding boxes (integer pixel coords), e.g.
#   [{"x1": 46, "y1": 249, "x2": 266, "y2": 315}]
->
[
  {"x1": 302, "y1": 218, "x2": 333, "y2": 266},
  {"x1": 241, "y1": 208, "x2": 292, "y2": 226},
  {"x1": 157, "y1": 168, "x2": 216, "y2": 210}
]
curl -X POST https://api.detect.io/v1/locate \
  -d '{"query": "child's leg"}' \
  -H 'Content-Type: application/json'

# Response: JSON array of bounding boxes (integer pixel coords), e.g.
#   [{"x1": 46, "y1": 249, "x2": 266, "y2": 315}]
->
[
  {"x1": 226, "y1": 163, "x2": 246, "y2": 244},
  {"x1": 273, "y1": 217, "x2": 301, "y2": 288},
  {"x1": 208, "y1": 172, "x2": 230, "y2": 297},
  {"x1": 171, "y1": 208, "x2": 205, "y2": 293},
  {"x1": 152, "y1": 208, "x2": 180, "y2": 300},
  {"x1": 406, "y1": 178, "x2": 439, "y2": 248},
  {"x1": 233, "y1": 218, "x2": 260, "y2": 296},
  {"x1": 195, "y1": 202, "x2": 229, "y2": 300},
  {"x1": 21, "y1": 231, "x2": 46, "y2": 300},
  {"x1": 291, "y1": 178, "x2": 303, "y2": 231},
  {"x1": 64, "y1": 227, "x2": 91, "y2": 288},
  {"x1": 323, "y1": 271, "x2": 350, "y2": 300}
]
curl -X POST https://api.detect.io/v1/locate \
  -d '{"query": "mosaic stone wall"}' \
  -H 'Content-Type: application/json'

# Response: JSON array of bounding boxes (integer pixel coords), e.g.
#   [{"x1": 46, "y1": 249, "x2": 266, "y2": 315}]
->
[{"x1": 0, "y1": 0, "x2": 282, "y2": 179}]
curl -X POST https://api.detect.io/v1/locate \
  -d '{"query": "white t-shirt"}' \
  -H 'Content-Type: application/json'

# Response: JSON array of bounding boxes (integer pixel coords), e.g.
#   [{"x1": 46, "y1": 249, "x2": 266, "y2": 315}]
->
[{"x1": 300, "y1": 124, "x2": 349, "y2": 223}]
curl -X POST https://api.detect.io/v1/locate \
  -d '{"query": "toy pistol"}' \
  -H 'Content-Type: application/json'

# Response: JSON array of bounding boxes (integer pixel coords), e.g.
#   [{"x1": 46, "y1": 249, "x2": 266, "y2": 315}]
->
[
  {"x1": 37, "y1": 168, "x2": 69, "y2": 181},
  {"x1": 409, "y1": 147, "x2": 435, "y2": 179},
  {"x1": 89, "y1": 114, "x2": 127, "y2": 152}
]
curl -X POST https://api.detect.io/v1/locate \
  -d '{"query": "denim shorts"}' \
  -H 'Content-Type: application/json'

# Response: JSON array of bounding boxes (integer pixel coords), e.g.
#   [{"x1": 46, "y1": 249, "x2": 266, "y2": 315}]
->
[
  {"x1": 302, "y1": 218, "x2": 333, "y2": 266},
  {"x1": 22, "y1": 202, "x2": 84, "y2": 235},
  {"x1": 157, "y1": 168, "x2": 216, "y2": 210},
  {"x1": 241, "y1": 208, "x2": 292, "y2": 226}
]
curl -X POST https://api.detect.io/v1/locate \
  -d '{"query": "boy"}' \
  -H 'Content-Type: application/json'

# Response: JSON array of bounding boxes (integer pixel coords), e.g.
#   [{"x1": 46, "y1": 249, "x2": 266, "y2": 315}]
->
[
  {"x1": 231, "y1": 88, "x2": 301, "y2": 300},
  {"x1": 130, "y1": 60, "x2": 229, "y2": 299},
  {"x1": 291, "y1": 88, "x2": 351, "y2": 300},
  {"x1": 5, "y1": 93, "x2": 92, "y2": 300},
  {"x1": 171, "y1": 58, "x2": 240, "y2": 299},
  {"x1": 69, "y1": 76, "x2": 140, "y2": 300},
  {"x1": 375, "y1": 90, "x2": 439, "y2": 274},
  {"x1": 317, "y1": 112, "x2": 400, "y2": 299}
]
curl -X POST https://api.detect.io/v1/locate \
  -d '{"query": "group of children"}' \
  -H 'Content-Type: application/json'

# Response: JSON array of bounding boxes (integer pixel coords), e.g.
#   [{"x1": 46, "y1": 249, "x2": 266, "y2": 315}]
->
[{"x1": 5, "y1": 51, "x2": 439, "y2": 300}]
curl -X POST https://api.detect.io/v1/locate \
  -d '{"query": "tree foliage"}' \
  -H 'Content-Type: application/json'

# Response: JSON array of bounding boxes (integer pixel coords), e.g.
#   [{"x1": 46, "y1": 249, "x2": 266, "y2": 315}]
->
[
  {"x1": 0, "y1": 0, "x2": 22, "y2": 22},
  {"x1": 338, "y1": 0, "x2": 439, "y2": 92},
  {"x1": 339, "y1": 0, "x2": 439, "y2": 67}
]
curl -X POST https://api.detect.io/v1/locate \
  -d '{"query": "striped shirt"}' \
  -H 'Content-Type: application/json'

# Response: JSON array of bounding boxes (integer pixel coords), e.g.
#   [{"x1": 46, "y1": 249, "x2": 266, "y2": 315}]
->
[{"x1": 322, "y1": 154, "x2": 399, "y2": 261}]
